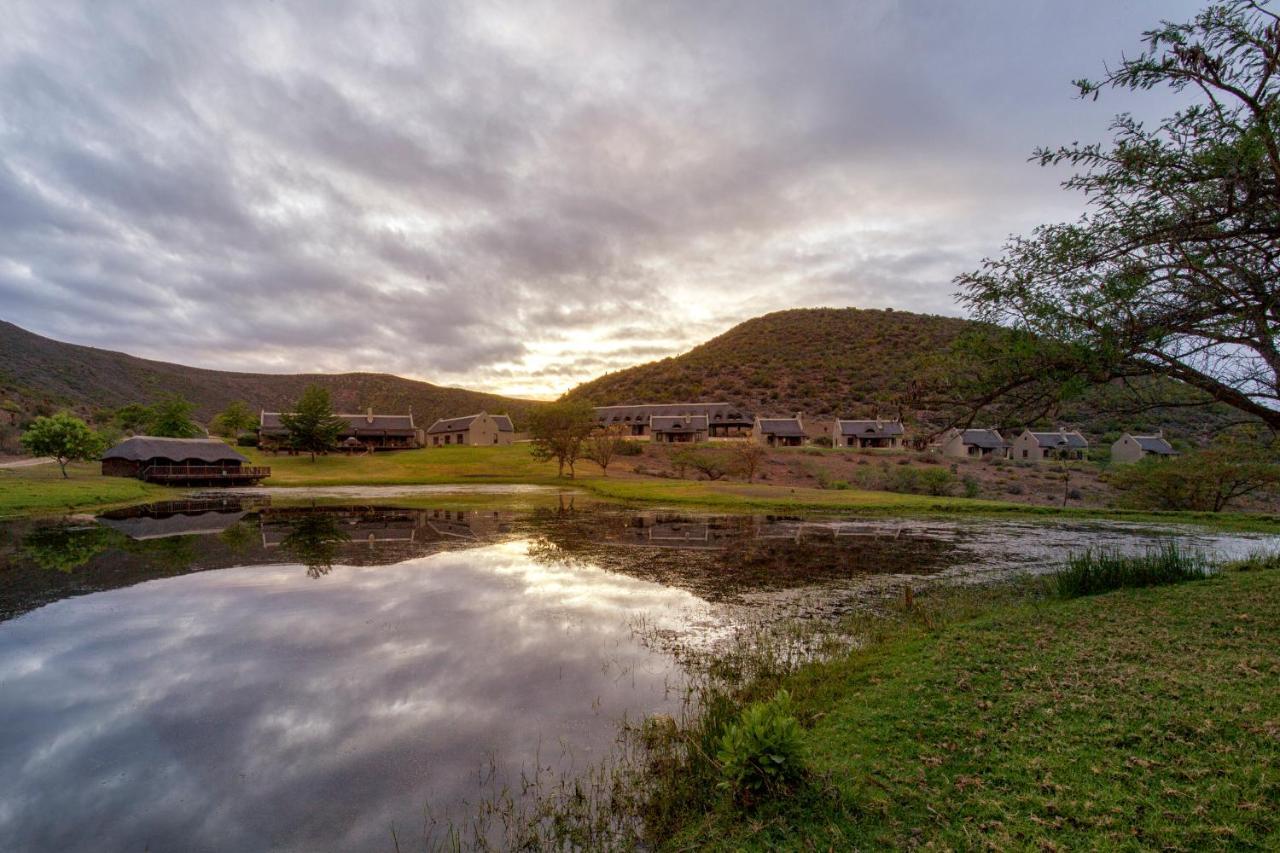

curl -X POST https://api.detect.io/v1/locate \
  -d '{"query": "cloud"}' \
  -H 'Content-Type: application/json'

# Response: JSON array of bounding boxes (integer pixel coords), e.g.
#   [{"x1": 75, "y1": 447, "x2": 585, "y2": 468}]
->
[{"x1": 0, "y1": 0, "x2": 1203, "y2": 396}]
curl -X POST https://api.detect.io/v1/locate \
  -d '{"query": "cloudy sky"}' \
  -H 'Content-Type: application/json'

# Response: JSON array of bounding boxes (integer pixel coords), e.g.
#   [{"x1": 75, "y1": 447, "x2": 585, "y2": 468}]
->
[{"x1": 0, "y1": 1, "x2": 1201, "y2": 398}]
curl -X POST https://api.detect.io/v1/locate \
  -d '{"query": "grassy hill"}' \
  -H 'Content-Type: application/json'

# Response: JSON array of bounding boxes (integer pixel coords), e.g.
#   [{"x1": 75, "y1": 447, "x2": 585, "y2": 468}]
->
[
  {"x1": 0, "y1": 321, "x2": 536, "y2": 431},
  {"x1": 563, "y1": 308, "x2": 1235, "y2": 440}
]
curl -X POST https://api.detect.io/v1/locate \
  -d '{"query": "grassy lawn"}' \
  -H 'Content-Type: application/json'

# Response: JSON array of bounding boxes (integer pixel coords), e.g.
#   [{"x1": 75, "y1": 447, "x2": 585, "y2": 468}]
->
[
  {"x1": 674, "y1": 567, "x2": 1280, "y2": 850},
  {"x1": 243, "y1": 444, "x2": 565, "y2": 486},
  {"x1": 2, "y1": 445, "x2": 1278, "y2": 531},
  {"x1": 0, "y1": 461, "x2": 174, "y2": 518}
]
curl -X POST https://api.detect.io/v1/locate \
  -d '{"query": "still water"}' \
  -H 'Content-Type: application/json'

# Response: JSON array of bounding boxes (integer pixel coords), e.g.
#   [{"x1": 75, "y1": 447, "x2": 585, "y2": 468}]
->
[{"x1": 0, "y1": 497, "x2": 1273, "y2": 850}]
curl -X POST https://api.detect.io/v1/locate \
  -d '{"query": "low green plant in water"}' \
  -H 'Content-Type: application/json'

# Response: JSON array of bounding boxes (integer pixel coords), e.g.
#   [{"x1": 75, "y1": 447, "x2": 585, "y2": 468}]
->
[
  {"x1": 1054, "y1": 544, "x2": 1210, "y2": 598},
  {"x1": 716, "y1": 689, "x2": 808, "y2": 807}
]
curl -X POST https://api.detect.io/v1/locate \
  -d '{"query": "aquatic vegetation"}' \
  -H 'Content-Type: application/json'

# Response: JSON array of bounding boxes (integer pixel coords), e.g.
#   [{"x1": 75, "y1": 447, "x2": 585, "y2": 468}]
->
[{"x1": 1053, "y1": 545, "x2": 1210, "y2": 598}]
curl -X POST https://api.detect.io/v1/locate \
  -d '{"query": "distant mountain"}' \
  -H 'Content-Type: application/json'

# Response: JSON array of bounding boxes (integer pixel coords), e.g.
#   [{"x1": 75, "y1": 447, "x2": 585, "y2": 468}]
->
[
  {"x1": 0, "y1": 321, "x2": 536, "y2": 428},
  {"x1": 563, "y1": 307, "x2": 1235, "y2": 440}
]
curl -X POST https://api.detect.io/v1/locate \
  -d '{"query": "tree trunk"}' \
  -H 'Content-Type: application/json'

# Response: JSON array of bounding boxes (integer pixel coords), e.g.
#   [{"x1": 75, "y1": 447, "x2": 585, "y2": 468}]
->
[{"x1": 59, "y1": 459, "x2": 68, "y2": 479}]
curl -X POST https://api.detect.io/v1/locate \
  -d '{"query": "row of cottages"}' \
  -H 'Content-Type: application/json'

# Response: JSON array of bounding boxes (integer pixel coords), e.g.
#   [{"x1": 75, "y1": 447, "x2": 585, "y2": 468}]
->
[
  {"x1": 939, "y1": 428, "x2": 1089, "y2": 461},
  {"x1": 101, "y1": 436, "x2": 271, "y2": 485},
  {"x1": 258, "y1": 409, "x2": 423, "y2": 450},
  {"x1": 425, "y1": 411, "x2": 515, "y2": 446},
  {"x1": 592, "y1": 403, "x2": 754, "y2": 439},
  {"x1": 1111, "y1": 432, "x2": 1178, "y2": 463}
]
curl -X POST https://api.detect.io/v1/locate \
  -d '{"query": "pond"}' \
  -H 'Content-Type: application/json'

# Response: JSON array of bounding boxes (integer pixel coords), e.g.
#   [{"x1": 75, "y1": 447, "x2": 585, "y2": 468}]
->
[{"x1": 0, "y1": 497, "x2": 1274, "y2": 850}]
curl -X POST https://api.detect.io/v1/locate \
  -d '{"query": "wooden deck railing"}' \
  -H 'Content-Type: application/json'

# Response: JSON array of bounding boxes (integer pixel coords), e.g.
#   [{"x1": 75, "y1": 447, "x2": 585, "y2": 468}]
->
[{"x1": 141, "y1": 465, "x2": 272, "y2": 482}]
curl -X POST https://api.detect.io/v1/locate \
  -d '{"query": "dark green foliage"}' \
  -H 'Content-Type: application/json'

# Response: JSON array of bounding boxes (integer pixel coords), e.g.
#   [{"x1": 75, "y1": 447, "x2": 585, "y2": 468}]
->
[
  {"x1": 279, "y1": 386, "x2": 347, "y2": 461},
  {"x1": 236, "y1": 434, "x2": 259, "y2": 447},
  {"x1": 146, "y1": 393, "x2": 201, "y2": 438},
  {"x1": 210, "y1": 400, "x2": 257, "y2": 437},
  {"x1": 1054, "y1": 545, "x2": 1210, "y2": 598},
  {"x1": 615, "y1": 440, "x2": 644, "y2": 456},
  {"x1": 716, "y1": 690, "x2": 808, "y2": 806}
]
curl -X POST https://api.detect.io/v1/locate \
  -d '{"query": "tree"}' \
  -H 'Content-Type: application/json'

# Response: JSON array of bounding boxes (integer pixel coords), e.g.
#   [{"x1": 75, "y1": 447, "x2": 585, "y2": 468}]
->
[
  {"x1": 955, "y1": 2, "x2": 1280, "y2": 430},
  {"x1": 1107, "y1": 432, "x2": 1280, "y2": 511},
  {"x1": 20, "y1": 412, "x2": 104, "y2": 478},
  {"x1": 147, "y1": 393, "x2": 202, "y2": 438},
  {"x1": 671, "y1": 447, "x2": 729, "y2": 480},
  {"x1": 210, "y1": 400, "x2": 257, "y2": 439},
  {"x1": 582, "y1": 424, "x2": 628, "y2": 475},
  {"x1": 528, "y1": 401, "x2": 596, "y2": 478},
  {"x1": 114, "y1": 402, "x2": 153, "y2": 434},
  {"x1": 279, "y1": 386, "x2": 347, "y2": 461},
  {"x1": 731, "y1": 441, "x2": 769, "y2": 482}
]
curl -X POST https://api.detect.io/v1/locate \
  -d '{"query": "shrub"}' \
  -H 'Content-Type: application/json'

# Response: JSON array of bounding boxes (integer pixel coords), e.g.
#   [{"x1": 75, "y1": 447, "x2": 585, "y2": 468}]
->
[
  {"x1": 811, "y1": 435, "x2": 832, "y2": 447},
  {"x1": 801, "y1": 446, "x2": 823, "y2": 456},
  {"x1": 716, "y1": 690, "x2": 807, "y2": 806},
  {"x1": 1006, "y1": 483, "x2": 1024, "y2": 495},
  {"x1": 1106, "y1": 440, "x2": 1280, "y2": 512},
  {"x1": 1053, "y1": 545, "x2": 1210, "y2": 598},
  {"x1": 237, "y1": 434, "x2": 259, "y2": 447},
  {"x1": 616, "y1": 440, "x2": 644, "y2": 456},
  {"x1": 916, "y1": 467, "x2": 957, "y2": 496},
  {"x1": 961, "y1": 475, "x2": 980, "y2": 498}
]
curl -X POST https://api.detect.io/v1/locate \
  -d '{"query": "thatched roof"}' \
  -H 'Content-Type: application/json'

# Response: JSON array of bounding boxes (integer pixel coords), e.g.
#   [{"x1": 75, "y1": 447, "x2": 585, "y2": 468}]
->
[
  {"x1": 836, "y1": 419, "x2": 904, "y2": 438},
  {"x1": 1025, "y1": 430, "x2": 1089, "y2": 450},
  {"x1": 1131, "y1": 434, "x2": 1177, "y2": 455},
  {"x1": 756, "y1": 417, "x2": 805, "y2": 436},
  {"x1": 102, "y1": 436, "x2": 248, "y2": 464},
  {"x1": 594, "y1": 402, "x2": 752, "y2": 424},
  {"x1": 651, "y1": 415, "x2": 709, "y2": 432}
]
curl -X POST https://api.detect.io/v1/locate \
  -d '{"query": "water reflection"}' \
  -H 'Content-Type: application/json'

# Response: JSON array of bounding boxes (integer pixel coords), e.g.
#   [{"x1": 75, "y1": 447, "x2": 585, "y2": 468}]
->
[{"x1": 0, "y1": 498, "x2": 1277, "y2": 851}]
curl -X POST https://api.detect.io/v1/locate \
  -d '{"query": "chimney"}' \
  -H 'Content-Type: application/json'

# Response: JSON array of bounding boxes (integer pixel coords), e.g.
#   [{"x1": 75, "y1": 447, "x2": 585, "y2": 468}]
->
[{"x1": 366, "y1": 407, "x2": 374, "y2": 424}]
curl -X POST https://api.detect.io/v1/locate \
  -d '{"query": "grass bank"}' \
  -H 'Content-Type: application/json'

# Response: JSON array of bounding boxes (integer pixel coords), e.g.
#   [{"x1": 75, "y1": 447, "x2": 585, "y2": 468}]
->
[
  {"x1": 2, "y1": 445, "x2": 1277, "y2": 531},
  {"x1": 657, "y1": 563, "x2": 1280, "y2": 850},
  {"x1": 0, "y1": 461, "x2": 174, "y2": 518}
]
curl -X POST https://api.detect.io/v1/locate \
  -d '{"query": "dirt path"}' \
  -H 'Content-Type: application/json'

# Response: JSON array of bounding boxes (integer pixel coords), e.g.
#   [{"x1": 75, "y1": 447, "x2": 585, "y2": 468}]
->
[{"x1": 0, "y1": 457, "x2": 53, "y2": 469}]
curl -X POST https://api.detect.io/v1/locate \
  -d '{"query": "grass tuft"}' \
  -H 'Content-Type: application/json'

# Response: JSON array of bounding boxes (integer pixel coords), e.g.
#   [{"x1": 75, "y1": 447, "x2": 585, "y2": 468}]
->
[{"x1": 1053, "y1": 544, "x2": 1210, "y2": 598}]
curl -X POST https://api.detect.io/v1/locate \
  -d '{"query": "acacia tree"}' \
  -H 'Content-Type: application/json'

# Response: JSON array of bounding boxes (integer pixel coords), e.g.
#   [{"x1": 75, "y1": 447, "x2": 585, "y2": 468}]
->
[
  {"x1": 955, "y1": 2, "x2": 1280, "y2": 430},
  {"x1": 280, "y1": 386, "x2": 347, "y2": 461},
  {"x1": 528, "y1": 401, "x2": 596, "y2": 478},
  {"x1": 582, "y1": 424, "x2": 628, "y2": 475},
  {"x1": 211, "y1": 401, "x2": 257, "y2": 439},
  {"x1": 1107, "y1": 430, "x2": 1280, "y2": 511},
  {"x1": 20, "y1": 412, "x2": 103, "y2": 478},
  {"x1": 731, "y1": 440, "x2": 769, "y2": 482}
]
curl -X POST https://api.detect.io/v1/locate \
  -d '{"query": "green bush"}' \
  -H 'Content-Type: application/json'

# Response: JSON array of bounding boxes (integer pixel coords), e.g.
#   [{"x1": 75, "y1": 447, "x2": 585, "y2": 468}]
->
[
  {"x1": 236, "y1": 434, "x2": 259, "y2": 447},
  {"x1": 1054, "y1": 545, "x2": 1210, "y2": 598},
  {"x1": 716, "y1": 690, "x2": 807, "y2": 807},
  {"x1": 616, "y1": 440, "x2": 644, "y2": 456},
  {"x1": 811, "y1": 435, "x2": 832, "y2": 447}
]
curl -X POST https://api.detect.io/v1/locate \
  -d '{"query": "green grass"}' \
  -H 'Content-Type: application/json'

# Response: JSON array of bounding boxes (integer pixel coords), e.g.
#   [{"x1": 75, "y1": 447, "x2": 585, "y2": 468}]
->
[
  {"x1": 0, "y1": 461, "x2": 174, "y2": 518},
  {"x1": 1054, "y1": 544, "x2": 1211, "y2": 598},
  {"x1": 2, "y1": 445, "x2": 1277, "y2": 532},
  {"x1": 663, "y1": 567, "x2": 1280, "y2": 850}
]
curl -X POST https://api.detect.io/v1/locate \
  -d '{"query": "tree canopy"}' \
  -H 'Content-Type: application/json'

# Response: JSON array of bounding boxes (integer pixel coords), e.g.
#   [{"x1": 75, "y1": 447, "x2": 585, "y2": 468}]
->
[
  {"x1": 146, "y1": 394, "x2": 202, "y2": 438},
  {"x1": 20, "y1": 412, "x2": 103, "y2": 478},
  {"x1": 279, "y1": 386, "x2": 347, "y2": 461},
  {"x1": 528, "y1": 401, "x2": 596, "y2": 478},
  {"x1": 210, "y1": 400, "x2": 257, "y2": 438},
  {"x1": 955, "y1": 1, "x2": 1280, "y2": 431}
]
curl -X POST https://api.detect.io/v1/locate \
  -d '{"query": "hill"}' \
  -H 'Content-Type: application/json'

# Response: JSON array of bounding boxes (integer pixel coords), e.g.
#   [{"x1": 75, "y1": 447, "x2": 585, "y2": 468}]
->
[
  {"x1": 563, "y1": 308, "x2": 1235, "y2": 439},
  {"x1": 0, "y1": 321, "x2": 536, "y2": 434}
]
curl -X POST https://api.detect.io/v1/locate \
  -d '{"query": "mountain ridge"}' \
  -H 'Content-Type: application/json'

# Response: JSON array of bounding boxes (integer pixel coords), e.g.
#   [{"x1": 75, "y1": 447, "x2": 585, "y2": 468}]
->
[{"x1": 0, "y1": 320, "x2": 537, "y2": 429}]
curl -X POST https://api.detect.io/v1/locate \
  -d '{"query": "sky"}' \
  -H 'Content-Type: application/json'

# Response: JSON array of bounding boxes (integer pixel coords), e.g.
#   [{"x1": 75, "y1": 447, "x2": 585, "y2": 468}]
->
[{"x1": 0, "y1": 1, "x2": 1203, "y2": 399}]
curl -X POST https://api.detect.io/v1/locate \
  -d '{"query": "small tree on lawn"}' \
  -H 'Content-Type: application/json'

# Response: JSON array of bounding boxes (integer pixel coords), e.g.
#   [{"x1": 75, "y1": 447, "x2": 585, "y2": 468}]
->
[
  {"x1": 582, "y1": 424, "x2": 629, "y2": 475},
  {"x1": 528, "y1": 401, "x2": 596, "y2": 478},
  {"x1": 147, "y1": 393, "x2": 202, "y2": 438},
  {"x1": 280, "y1": 386, "x2": 347, "y2": 461},
  {"x1": 211, "y1": 400, "x2": 257, "y2": 439},
  {"x1": 20, "y1": 412, "x2": 104, "y2": 478},
  {"x1": 672, "y1": 447, "x2": 729, "y2": 481},
  {"x1": 731, "y1": 441, "x2": 769, "y2": 482}
]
